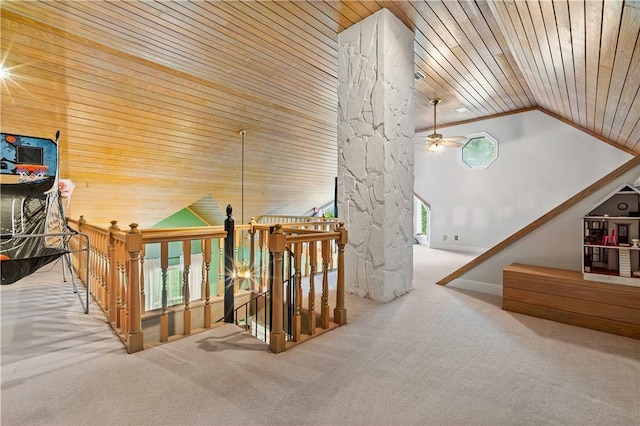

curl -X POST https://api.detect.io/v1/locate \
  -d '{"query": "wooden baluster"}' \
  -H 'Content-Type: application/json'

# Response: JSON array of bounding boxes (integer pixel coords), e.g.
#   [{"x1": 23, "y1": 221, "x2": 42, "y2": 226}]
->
[
  {"x1": 218, "y1": 238, "x2": 225, "y2": 297},
  {"x1": 126, "y1": 223, "x2": 144, "y2": 353},
  {"x1": 90, "y1": 232, "x2": 96, "y2": 299},
  {"x1": 259, "y1": 229, "x2": 266, "y2": 292},
  {"x1": 101, "y1": 234, "x2": 108, "y2": 310},
  {"x1": 160, "y1": 241, "x2": 169, "y2": 342},
  {"x1": 234, "y1": 228, "x2": 240, "y2": 292},
  {"x1": 292, "y1": 242, "x2": 302, "y2": 341},
  {"x1": 119, "y1": 242, "x2": 128, "y2": 336},
  {"x1": 139, "y1": 244, "x2": 146, "y2": 315},
  {"x1": 108, "y1": 221, "x2": 119, "y2": 324},
  {"x1": 203, "y1": 238, "x2": 212, "y2": 328},
  {"x1": 321, "y1": 239, "x2": 330, "y2": 329},
  {"x1": 269, "y1": 224, "x2": 286, "y2": 353},
  {"x1": 182, "y1": 240, "x2": 192, "y2": 336},
  {"x1": 254, "y1": 230, "x2": 265, "y2": 293},
  {"x1": 249, "y1": 217, "x2": 256, "y2": 291},
  {"x1": 308, "y1": 240, "x2": 317, "y2": 335},
  {"x1": 303, "y1": 240, "x2": 309, "y2": 277},
  {"x1": 333, "y1": 223, "x2": 348, "y2": 325}
]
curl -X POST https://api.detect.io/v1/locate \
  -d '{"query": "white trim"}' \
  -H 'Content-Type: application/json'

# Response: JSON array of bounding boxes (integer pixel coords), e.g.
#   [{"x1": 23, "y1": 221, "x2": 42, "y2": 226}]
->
[
  {"x1": 447, "y1": 278, "x2": 502, "y2": 296},
  {"x1": 428, "y1": 242, "x2": 487, "y2": 254},
  {"x1": 415, "y1": 234, "x2": 429, "y2": 245}
]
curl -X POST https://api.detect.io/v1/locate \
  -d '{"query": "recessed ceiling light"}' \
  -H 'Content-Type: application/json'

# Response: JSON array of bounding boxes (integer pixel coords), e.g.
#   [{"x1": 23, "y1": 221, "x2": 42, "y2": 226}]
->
[{"x1": 455, "y1": 107, "x2": 468, "y2": 113}]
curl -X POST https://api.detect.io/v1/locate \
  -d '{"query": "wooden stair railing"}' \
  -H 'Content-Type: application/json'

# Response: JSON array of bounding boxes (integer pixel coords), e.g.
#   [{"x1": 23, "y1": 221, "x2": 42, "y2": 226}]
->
[
  {"x1": 267, "y1": 222, "x2": 348, "y2": 354},
  {"x1": 67, "y1": 215, "x2": 347, "y2": 354}
]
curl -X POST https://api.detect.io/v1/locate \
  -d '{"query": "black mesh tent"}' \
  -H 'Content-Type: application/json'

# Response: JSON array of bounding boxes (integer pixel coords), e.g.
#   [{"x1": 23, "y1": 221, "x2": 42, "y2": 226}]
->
[
  {"x1": 2, "y1": 178, "x2": 64, "y2": 282},
  {"x1": 1, "y1": 132, "x2": 90, "y2": 313}
]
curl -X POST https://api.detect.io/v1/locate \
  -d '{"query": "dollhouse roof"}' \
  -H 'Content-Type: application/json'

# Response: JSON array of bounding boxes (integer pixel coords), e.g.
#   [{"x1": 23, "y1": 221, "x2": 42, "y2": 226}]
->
[{"x1": 581, "y1": 183, "x2": 640, "y2": 217}]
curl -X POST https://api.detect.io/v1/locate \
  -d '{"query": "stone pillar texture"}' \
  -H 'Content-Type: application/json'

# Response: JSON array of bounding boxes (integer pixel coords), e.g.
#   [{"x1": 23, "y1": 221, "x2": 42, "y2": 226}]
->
[{"x1": 337, "y1": 8, "x2": 415, "y2": 302}]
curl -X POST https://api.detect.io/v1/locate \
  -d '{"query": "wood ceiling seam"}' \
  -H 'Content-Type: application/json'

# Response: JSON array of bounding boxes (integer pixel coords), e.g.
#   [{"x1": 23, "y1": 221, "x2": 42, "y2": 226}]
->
[
  {"x1": 553, "y1": 0, "x2": 582, "y2": 126},
  {"x1": 488, "y1": 0, "x2": 551, "y2": 111},
  {"x1": 448, "y1": 0, "x2": 529, "y2": 110},
  {"x1": 76, "y1": 10, "x2": 341, "y2": 114},
  {"x1": 157, "y1": 1, "x2": 340, "y2": 95},
  {"x1": 476, "y1": 0, "x2": 536, "y2": 106},
  {"x1": 425, "y1": 2, "x2": 512, "y2": 112},
  {"x1": 293, "y1": 1, "x2": 343, "y2": 33},
  {"x1": 107, "y1": 2, "x2": 339, "y2": 108},
  {"x1": 594, "y1": 0, "x2": 624, "y2": 135},
  {"x1": 319, "y1": 0, "x2": 364, "y2": 31},
  {"x1": 567, "y1": 0, "x2": 588, "y2": 128},
  {"x1": 526, "y1": 0, "x2": 572, "y2": 119},
  {"x1": 434, "y1": 0, "x2": 518, "y2": 111},
  {"x1": 538, "y1": 0, "x2": 574, "y2": 122},
  {"x1": 3, "y1": 94, "x2": 339, "y2": 162},
  {"x1": 194, "y1": 1, "x2": 338, "y2": 76},
  {"x1": 584, "y1": 0, "x2": 604, "y2": 131},
  {"x1": 408, "y1": 3, "x2": 496, "y2": 115},
  {"x1": 627, "y1": 119, "x2": 640, "y2": 149},
  {"x1": 275, "y1": 1, "x2": 340, "y2": 40},
  {"x1": 601, "y1": 4, "x2": 640, "y2": 141},
  {"x1": 237, "y1": 0, "x2": 339, "y2": 55},
  {"x1": 608, "y1": 31, "x2": 640, "y2": 142},
  {"x1": 1, "y1": 11, "x2": 338, "y2": 125},
  {"x1": 513, "y1": 0, "x2": 562, "y2": 113}
]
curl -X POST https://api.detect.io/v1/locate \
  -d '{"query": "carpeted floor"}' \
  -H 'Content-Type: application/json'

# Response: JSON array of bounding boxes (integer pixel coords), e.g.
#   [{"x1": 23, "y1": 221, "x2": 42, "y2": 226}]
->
[{"x1": 1, "y1": 245, "x2": 639, "y2": 425}]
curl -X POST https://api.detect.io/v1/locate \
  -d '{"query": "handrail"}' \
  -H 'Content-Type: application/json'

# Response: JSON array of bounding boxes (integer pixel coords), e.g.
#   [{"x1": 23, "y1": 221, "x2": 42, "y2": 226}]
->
[{"x1": 438, "y1": 154, "x2": 640, "y2": 285}]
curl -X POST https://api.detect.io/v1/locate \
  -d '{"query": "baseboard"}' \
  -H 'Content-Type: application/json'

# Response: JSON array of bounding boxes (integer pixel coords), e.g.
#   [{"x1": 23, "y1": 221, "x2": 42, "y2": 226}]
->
[
  {"x1": 428, "y1": 242, "x2": 487, "y2": 254},
  {"x1": 447, "y1": 278, "x2": 502, "y2": 296}
]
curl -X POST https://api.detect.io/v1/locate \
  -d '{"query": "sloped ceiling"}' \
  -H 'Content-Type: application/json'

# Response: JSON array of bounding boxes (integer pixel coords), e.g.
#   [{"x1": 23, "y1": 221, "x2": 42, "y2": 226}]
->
[{"x1": 1, "y1": 1, "x2": 638, "y2": 227}]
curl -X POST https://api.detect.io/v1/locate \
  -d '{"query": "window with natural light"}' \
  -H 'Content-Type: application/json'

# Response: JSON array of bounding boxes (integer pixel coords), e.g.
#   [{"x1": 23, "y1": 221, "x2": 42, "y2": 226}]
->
[
  {"x1": 414, "y1": 196, "x2": 429, "y2": 242},
  {"x1": 460, "y1": 132, "x2": 498, "y2": 170}
]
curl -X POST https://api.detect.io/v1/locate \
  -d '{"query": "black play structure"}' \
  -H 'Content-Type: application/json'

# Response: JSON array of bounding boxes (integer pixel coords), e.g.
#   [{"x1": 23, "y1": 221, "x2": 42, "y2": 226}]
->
[{"x1": 1, "y1": 131, "x2": 90, "y2": 313}]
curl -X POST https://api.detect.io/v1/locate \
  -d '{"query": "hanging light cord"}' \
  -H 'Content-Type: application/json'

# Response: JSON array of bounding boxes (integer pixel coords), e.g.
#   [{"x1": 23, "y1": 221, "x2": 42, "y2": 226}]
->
[
  {"x1": 241, "y1": 130, "x2": 245, "y2": 226},
  {"x1": 239, "y1": 129, "x2": 246, "y2": 267}
]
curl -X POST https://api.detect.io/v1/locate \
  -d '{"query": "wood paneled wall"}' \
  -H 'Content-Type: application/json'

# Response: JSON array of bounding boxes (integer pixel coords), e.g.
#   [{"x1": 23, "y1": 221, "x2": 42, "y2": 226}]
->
[{"x1": 1, "y1": 9, "x2": 337, "y2": 226}]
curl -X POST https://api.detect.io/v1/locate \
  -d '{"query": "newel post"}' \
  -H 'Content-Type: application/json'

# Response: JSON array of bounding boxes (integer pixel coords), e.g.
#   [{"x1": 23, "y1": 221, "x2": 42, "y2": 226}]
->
[
  {"x1": 224, "y1": 205, "x2": 235, "y2": 323},
  {"x1": 334, "y1": 222, "x2": 348, "y2": 325},
  {"x1": 126, "y1": 223, "x2": 144, "y2": 353},
  {"x1": 108, "y1": 220, "x2": 120, "y2": 324},
  {"x1": 269, "y1": 224, "x2": 287, "y2": 353}
]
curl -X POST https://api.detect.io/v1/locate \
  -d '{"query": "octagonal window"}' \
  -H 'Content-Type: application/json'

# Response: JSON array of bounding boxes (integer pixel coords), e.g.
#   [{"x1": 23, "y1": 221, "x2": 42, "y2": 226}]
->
[{"x1": 459, "y1": 132, "x2": 498, "y2": 170}]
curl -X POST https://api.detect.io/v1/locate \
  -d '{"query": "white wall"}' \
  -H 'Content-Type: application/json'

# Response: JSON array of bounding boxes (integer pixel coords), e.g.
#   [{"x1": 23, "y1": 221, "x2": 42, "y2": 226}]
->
[
  {"x1": 415, "y1": 110, "x2": 633, "y2": 252},
  {"x1": 453, "y1": 161, "x2": 640, "y2": 288}
]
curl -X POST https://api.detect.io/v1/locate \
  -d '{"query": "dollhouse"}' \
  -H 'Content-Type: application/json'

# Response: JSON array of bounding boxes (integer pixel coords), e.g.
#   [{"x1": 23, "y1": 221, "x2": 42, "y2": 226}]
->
[{"x1": 582, "y1": 183, "x2": 640, "y2": 287}]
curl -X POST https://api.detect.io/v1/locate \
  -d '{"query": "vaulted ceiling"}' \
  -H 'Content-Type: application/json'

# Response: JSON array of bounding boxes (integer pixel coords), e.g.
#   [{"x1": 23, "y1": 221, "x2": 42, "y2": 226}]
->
[{"x1": 1, "y1": 1, "x2": 639, "y2": 227}]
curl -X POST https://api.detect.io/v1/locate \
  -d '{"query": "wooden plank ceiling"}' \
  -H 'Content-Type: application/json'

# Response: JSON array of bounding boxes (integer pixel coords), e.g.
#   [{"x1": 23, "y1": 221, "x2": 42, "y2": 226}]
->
[{"x1": 1, "y1": 1, "x2": 639, "y2": 227}]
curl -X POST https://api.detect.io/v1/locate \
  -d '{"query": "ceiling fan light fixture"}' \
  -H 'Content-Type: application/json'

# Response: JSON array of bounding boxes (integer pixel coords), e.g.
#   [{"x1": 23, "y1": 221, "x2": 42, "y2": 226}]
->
[{"x1": 424, "y1": 97, "x2": 465, "y2": 151}]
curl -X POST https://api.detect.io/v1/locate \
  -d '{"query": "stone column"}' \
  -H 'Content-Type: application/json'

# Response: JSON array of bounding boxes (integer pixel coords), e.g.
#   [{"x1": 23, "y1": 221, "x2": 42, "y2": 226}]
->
[{"x1": 337, "y1": 8, "x2": 415, "y2": 302}]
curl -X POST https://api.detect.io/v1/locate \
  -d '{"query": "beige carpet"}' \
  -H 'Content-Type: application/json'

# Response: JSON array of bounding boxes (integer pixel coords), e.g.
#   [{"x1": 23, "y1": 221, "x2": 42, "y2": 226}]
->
[{"x1": 2, "y1": 245, "x2": 639, "y2": 425}]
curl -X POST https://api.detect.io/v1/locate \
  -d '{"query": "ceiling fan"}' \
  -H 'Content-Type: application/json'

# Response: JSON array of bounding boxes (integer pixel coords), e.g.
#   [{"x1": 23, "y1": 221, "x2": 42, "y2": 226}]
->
[{"x1": 424, "y1": 98, "x2": 465, "y2": 152}]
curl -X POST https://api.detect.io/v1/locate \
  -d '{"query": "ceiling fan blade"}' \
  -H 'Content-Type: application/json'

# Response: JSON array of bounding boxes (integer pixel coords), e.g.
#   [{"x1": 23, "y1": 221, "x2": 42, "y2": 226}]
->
[
  {"x1": 440, "y1": 140, "x2": 464, "y2": 147},
  {"x1": 441, "y1": 136, "x2": 466, "y2": 143}
]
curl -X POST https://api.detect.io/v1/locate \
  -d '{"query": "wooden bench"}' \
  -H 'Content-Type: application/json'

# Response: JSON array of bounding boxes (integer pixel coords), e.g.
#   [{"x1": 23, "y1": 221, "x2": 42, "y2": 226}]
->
[{"x1": 503, "y1": 263, "x2": 640, "y2": 339}]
